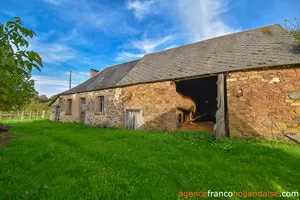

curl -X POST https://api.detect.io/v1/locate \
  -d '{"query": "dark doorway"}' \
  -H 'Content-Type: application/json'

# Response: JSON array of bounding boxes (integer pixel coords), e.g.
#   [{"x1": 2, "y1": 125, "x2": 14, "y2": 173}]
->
[
  {"x1": 175, "y1": 76, "x2": 218, "y2": 133},
  {"x1": 176, "y1": 76, "x2": 218, "y2": 122}
]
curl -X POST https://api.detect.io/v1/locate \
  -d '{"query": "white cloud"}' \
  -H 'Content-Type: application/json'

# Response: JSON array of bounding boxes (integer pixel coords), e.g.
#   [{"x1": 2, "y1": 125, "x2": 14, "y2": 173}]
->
[
  {"x1": 126, "y1": 0, "x2": 157, "y2": 20},
  {"x1": 115, "y1": 52, "x2": 144, "y2": 62},
  {"x1": 115, "y1": 34, "x2": 174, "y2": 61},
  {"x1": 32, "y1": 74, "x2": 87, "y2": 97},
  {"x1": 60, "y1": 27, "x2": 89, "y2": 45},
  {"x1": 44, "y1": 0, "x2": 139, "y2": 36},
  {"x1": 175, "y1": 0, "x2": 237, "y2": 41},
  {"x1": 32, "y1": 75, "x2": 69, "y2": 97},
  {"x1": 35, "y1": 84, "x2": 68, "y2": 97},
  {"x1": 29, "y1": 41, "x2": 76, "y2": 64},
  {"x1": 130, "y1": 35, "x2": 174, "y2": 53},
  {"x1": 32, "y1": 75, "x2": 69, "y2": 86}
]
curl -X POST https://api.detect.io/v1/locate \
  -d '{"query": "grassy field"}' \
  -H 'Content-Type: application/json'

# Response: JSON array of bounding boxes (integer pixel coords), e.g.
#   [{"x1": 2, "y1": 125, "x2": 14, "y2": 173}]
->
[{"x1": 0, "y1": 120, "x2": 299, "y2": 199}]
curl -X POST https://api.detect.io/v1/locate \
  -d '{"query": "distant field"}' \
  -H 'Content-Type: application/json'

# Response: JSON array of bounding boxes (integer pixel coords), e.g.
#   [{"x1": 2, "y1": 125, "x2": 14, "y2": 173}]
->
[{"x1": 0, "y1": 120, "x2": 299, "y2": 199}]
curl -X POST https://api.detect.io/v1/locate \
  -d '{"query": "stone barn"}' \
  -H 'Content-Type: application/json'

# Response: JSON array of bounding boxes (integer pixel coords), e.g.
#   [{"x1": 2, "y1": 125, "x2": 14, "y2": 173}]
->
[{"x1": 50, "y1": 24, "x2": 300, "y2": 141}]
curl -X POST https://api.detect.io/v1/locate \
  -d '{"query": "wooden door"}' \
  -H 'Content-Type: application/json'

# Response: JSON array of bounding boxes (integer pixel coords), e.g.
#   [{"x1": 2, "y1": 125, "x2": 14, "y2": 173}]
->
[
  {"x1": 214, "y1": 74, "x2": 226, "y2": 139},
  {"x1": 55, "y1": 106, "x2": 60, "y2": 121},
  {"x1": 80, "y1": 98, "x2": 86, "y2": 123},
  {"x1": 125, "y1": 109, "x2": 142, "y2": 129}
]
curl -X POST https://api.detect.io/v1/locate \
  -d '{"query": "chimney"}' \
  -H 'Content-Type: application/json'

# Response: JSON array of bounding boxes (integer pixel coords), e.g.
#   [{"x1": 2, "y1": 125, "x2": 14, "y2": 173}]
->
[{"x1": 90, "y1": 69, "x2": 99, "y2": 77}]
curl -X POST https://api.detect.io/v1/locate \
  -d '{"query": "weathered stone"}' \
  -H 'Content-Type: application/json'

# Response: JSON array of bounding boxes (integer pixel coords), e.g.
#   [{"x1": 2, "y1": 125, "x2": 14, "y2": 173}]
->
[
  {"x1": 296, "y1": 107, "x2": 300, "y2": 115},
  {"x1": 227, "y1": 67, "x2": 300, "y2": 141},
  {"x1": 293, "y1": 116, "x2": 300, "y2": 121},
  {"x1": 285, "y1": 99, "x2": 294, "y2": 103},
  {"x1": 239, "y1": 77, "x2": 248, "y2": 81},
  {"x1": 291, "y1": 101, "x2": 300, "y2": 106},
  {"x1": 249, "y1": 75, "x2": 262, "y2": 79},
  {"x1": 261, "y1": 119, "x2": 273, "y2": 127},
  {"x1": 284, "y1": 128, "x2": 299, "y2": 134},
  {"x1": 288, "y1": 91, "x2": 300, "y2": 100},
  {"x1": 275, "y1": 122, "x2": 287, "y2": 130},
  {"x1": 268, "y1": 112, "x2": 275, "y2": 116},
  {"x1": 229, "y1": 129, "x2": 243, "y2": 138},
  {"x1": 48, "y1": 65, "x2": 300, "y2": 142},
  {"x1": 227, "y1": 78, "x2": 237, "y2": 82},
  {"x1": 50, "y1": 81, "x2": 195, "y2": 131},
  {"x1": 269, "y1": 77, "x2": 280, "y2": 83}
]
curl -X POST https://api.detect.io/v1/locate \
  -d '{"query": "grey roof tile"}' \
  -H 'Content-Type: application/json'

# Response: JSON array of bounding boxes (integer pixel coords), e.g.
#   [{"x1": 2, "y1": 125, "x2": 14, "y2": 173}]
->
[
  {"x1": 116, "y1": 24, "x2": 300, "y2": 86},
  {"x1": 61, "y1": 60, "x2": 139, "y2": 95},
  {"x1": 61, "y1": 24, "x2": 300, "y2": 95}
]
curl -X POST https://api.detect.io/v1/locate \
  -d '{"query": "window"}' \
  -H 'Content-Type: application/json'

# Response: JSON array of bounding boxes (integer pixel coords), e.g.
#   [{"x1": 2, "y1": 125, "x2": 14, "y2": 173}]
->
[
  {"x1": 66, "y1": 99, "x2": 72, "y2": 114},
  {"x1": 98, "y1": 96, "x2": 104, "y2": 113}
]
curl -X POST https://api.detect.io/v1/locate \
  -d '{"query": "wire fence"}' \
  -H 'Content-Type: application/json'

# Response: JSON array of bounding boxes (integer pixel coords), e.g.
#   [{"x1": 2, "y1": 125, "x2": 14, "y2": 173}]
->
[{"x1": 0, "y1": 111, "x2": 48, "y2": 122}]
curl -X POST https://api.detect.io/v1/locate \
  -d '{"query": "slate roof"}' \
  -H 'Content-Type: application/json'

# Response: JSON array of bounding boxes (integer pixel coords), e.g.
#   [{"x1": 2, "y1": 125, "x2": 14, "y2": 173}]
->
[
  {"x1": 61, "y1": 24, "x2": 300, "y2": 95},
  {"x1": 116, "y1": 24, "x2": 300, "y2": 86},
  {"x1": 61, "y1": 60, "x2": 139, "y2": 94}
]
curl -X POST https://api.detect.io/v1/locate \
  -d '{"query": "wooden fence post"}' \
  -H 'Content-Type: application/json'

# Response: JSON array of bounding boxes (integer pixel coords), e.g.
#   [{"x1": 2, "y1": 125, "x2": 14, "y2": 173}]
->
[
  {"x1": 37, "y1": 111, "x2": 39, "y2": 119},
  {"x1": 9, "y1": 111, "x2": 12, "y2": 120},
  {"x1": 42, "y1": 111, "x2": 45, "y2": 119},
  {"x1": 21, "y1": 111, "x2": 24, "y2": 122},
  {"x1": 0, "y1": 111, "x2": 2, "y2": 121}
]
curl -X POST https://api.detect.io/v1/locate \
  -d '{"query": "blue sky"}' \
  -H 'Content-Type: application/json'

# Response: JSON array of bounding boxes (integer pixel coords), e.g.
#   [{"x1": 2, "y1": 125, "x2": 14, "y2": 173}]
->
[{"x1": 1, "y1": 0, "x2": 300, "y2": 97}]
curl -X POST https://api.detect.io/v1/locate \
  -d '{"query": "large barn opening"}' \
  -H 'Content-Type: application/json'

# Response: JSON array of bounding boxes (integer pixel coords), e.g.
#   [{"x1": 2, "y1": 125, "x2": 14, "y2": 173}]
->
[{"x1": 175, "y1": 76, "x2": 218, "y2": 133}]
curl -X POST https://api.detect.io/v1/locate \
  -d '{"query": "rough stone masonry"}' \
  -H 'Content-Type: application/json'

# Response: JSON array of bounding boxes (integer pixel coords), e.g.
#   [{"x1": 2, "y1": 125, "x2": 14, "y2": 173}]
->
[
  {"x1": 50, "y1": 81, "x2": 195, "y2": 131},
  {"x1": 227, "y1": 66, "x2": 300, "y2": 140}
]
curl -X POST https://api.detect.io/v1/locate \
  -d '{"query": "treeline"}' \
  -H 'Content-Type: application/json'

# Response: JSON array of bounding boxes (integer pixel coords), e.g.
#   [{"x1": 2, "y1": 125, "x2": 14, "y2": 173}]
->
[{"x1": 22, "y1": 94, "x2": 56, "y2": 112}]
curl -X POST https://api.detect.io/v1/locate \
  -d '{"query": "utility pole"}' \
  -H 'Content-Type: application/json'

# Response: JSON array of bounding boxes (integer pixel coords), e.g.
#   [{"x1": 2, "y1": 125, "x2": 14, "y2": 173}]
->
[{"x1": 69, "y1": 70, "x2": 72, "y2": 89}]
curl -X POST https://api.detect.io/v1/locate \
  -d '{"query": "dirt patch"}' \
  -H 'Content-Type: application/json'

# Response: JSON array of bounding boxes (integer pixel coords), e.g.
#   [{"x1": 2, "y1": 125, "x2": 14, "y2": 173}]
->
[
  {"x1": 0, "y1": 131, "x2": 13, "y2": 148},
  {"x1": 178, "y1": 121, "x2": 214, "y2": 133}
]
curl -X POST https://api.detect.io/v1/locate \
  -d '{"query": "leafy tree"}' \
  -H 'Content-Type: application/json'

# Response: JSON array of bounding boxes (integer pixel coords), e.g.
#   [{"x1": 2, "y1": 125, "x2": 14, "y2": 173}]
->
[
  {"x1": 49, "y1": 94, "x2": 58, "y2": 103},
  {"x1": 0, "y1": 17, "x2": 42, "y2": 111},
  {"x1": 23, "y1": 98, "x2": 50, "y2": 112},
  {"x1": 37, "y1": 94, "x2": 49, "y2": 103},
  {"x1": 285, "y1": 18, "x2": 300, "y2": 45}
]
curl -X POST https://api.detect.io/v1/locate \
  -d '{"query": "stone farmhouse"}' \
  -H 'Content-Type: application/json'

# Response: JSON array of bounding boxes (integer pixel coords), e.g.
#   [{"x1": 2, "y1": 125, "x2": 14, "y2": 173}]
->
[{"x1": 50, "y1": 24, "x2": 300, "y2": 140}]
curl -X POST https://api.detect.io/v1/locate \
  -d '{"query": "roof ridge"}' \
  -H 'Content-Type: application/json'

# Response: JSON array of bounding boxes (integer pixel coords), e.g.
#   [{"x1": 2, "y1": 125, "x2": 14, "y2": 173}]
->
[
  {"x1": 60, "y1": 59, "x2": 140, "y2": 95},
  {"x1": 55, "y1": 23, "x2": 300, "y2": 98},
  {"x1": 89, "y1": 59, "x2": 141, "y2": 77},
  {"x1": 144, "y1": 24, "x2": 283, "y2": 56}
]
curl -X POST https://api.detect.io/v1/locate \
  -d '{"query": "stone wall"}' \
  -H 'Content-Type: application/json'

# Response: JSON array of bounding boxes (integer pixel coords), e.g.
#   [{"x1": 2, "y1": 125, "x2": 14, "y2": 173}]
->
[
  {"x1": 50, "y1": 81, "x2": 196, "y2": 131},
  {"x1": 227, "y1": 66, "x2": 300, "y2": 140},
  {"x1": 50, "y1": 88, "x2": 124, "y2": 128},
  {"x1": 122, "y1": 81, "x2": 194, "y2": 131}
]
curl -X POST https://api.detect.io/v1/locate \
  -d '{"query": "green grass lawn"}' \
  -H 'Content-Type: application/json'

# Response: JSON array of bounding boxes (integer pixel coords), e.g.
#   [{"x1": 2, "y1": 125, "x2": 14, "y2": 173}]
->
[{"x1": 0, "y1": 120, "x2": 299, "y2": 199}]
